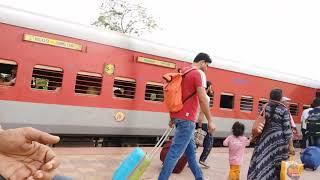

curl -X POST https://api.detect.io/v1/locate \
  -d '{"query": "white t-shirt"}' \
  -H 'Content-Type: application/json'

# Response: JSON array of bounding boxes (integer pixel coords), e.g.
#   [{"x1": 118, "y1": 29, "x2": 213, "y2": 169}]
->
[
  {"x1": 196, "y1": 69, "x2": 208, "y2": 120},
  {"x1": 198, "y1": 69, "x2": 207, "y2": 88},
  {"x1": 197, "y1": 93, "x2": 211, "y2": 123},
  {"x1": 205, "y1": 94, "x2": 210, "y2": 104},
  {"x1": 301, "y1": 108, "x2": 313, "y2": 130}
]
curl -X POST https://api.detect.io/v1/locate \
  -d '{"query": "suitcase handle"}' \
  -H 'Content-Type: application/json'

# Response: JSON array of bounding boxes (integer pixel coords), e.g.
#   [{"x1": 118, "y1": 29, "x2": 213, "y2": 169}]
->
[{"x1": 148, "y1": 127, "x2": 174, "y2": 159}]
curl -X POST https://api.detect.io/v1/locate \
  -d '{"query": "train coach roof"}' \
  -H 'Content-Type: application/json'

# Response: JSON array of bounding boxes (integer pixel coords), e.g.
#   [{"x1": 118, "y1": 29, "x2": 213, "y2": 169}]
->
[{"x1": 0, "y1": 5, "x2": 319, "y2": 89}]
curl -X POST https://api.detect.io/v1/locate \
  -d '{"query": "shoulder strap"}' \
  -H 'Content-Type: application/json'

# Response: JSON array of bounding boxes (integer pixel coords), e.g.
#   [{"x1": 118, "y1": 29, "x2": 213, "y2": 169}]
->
[
  {"x1": 307, "y1": 109, "x2": 313, "y2": 116},
  {"x1": 182, "y1": 67, "x2": 196, "y2": 77},
  {"x1": 260, "y1": 103, "x2": 268, "y2": 116},
  {"x1": 183, "y1": 91, "x2": 197, "y2": 103},
  {"x1": 148, "y1": 127, "x2": 174, "y2": 159},
  {"x1": 181, "y1": 68, "x2": 197, "y2": 103},
  {"x1": 163, "y1": 67, "x2": 196, "y2": 82}
]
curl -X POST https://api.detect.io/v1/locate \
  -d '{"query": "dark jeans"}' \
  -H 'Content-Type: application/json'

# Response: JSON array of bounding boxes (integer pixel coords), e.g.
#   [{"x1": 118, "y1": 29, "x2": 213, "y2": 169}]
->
[
  {"x1": 301, "y1": 128, "x2": 307, "y2": 149},
  {"x1": 309, "y1": 136, "x2": 320, "y2": 147},
  {"x1": 304, "y1": 127, "x2": 320, "y2": 148},
  {"x1": 196, "y1": 123, "x2": 214, "y2": 162}
]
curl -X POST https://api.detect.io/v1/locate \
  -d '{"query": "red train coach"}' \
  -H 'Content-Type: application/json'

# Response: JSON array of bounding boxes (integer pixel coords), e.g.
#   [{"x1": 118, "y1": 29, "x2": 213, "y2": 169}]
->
[{"x1": 0, "y1": 5, "x2": 319, "y2": 145}]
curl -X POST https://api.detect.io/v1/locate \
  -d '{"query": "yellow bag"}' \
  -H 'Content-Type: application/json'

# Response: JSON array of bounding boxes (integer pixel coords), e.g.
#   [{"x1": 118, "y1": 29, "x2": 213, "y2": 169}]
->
[{"x1": 280, "y1": 157, "x2": 303, "y2": 180}]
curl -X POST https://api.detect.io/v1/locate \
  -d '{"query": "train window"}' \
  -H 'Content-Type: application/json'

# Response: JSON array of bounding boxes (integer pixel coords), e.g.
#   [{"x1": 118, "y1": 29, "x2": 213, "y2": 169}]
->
[
  {"x1": 75, "y1": 72, "x2": 102, "y2": 95},
  {"x1": 303, "y1": 105, "x2": 310, "y2": 110},
  {"x1": 209, "y1": 91, "x2": 214, "y2": 108},
  {"x1": 0, "y1": 59, "x2": 18, "y2": 87},
  {"x1": 113, "y1": 77, "x2": 136, "y2": 99},
  {"x1": 220, "y1": 93, "x2": 234, "y2": 109},
  {"x1": 258, "y1": 98, "x2": 268, "y2": 113},
  {"x1": 289, "y1": 103, "x2": 299, "y2": 116},
  {"x1": 240, "y1": 96, "x2": 253, "y2": 112},
  {"x1": 145, "y1": 82, "x2": 164, "y2": 102},
  {"x1": 31, "y1": 65, "x2": 63, "y2": 91}
]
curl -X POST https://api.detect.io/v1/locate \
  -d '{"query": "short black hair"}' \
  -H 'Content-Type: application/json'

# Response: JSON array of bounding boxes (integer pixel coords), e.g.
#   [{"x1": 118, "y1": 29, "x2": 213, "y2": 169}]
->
[
  {"x1": 232, "y1": 121, "x2": 245, "y2": 137},
  {"x1": 206, "y1": 81, "x2": 212, "y2": 89},
  {"x1": 194, "y1": 53, "x2": 212, "y2": 63},
  {"x1": 312, "y1": 97, "x2": 320, "y2": 108},
  {"x1": 270, "y1": 89, "x2": 282, "y2": 101}
]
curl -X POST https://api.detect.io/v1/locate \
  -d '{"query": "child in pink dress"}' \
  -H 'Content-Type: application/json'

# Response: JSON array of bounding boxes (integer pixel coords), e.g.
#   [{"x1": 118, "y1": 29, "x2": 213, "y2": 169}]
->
[{"x1": 223, "y1": 121, "x2": 250, "y2": 180}]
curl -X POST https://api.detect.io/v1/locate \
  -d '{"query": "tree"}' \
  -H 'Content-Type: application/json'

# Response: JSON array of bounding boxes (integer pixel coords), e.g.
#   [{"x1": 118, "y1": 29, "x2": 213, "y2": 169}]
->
[{"x1": 92, "y1": 0, "x2": 159, "y2": 37}]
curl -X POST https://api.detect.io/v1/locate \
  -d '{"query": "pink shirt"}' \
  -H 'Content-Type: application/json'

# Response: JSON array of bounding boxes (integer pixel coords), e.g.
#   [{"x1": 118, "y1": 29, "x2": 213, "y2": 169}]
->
[
  {"x1": 223, "y1": 135, "x2": 250, "y2": 165},
  {"x1": 289, "y1": 114, "x2": 296, "y2": 128}
]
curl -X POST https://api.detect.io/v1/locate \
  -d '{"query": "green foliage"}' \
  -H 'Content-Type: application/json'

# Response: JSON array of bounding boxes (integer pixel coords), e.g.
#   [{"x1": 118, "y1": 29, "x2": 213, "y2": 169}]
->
[{"x1": 92, "y1": 0, "x2": 159, "y2": 37}]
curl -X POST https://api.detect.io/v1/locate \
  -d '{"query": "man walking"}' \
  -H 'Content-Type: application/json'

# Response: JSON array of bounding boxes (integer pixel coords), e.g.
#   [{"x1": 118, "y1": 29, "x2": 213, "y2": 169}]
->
[{"x1": 158, "y1": 53, "x2": 216, "y2": 180}]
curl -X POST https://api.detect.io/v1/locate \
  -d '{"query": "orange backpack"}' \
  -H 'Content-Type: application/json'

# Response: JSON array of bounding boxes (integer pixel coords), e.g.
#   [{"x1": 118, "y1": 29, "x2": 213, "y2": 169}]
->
[{"x1": 162, "y1": 68, "x2": 196, "y2": 112}]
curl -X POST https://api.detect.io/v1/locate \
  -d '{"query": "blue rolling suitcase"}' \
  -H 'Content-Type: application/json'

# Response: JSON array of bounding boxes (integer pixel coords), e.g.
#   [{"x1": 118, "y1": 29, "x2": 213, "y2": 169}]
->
[
  {"x1": 112, "y1": 128, "x2": 173, "y2": 180},
  {"x1": 112, "y1": 147, "x2": 146, "y2": 180}
]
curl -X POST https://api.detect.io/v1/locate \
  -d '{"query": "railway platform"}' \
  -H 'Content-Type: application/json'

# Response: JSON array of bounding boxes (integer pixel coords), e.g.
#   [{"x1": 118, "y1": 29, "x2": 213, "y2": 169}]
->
[{"x1": 54, "y1": 147, "x2": 319, "y2": 180}]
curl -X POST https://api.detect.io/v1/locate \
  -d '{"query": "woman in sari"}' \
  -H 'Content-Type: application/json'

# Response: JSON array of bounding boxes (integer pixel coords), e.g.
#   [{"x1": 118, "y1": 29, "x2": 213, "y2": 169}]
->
[{"x1": 247, "y1": 89, "x2": 293, "y2": 180}]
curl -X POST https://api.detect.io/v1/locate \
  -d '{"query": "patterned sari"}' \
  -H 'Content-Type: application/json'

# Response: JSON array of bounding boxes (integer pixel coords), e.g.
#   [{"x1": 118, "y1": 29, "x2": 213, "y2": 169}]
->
[{"x1": 248, "y1": 101, "x2": 292, "y2": 180}]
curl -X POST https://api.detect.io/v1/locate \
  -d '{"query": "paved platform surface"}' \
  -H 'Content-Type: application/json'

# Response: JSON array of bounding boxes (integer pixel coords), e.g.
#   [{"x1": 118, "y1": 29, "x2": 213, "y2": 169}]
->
[{"x1": 54, "y1": 147, "x2": 319, "y2": 180}]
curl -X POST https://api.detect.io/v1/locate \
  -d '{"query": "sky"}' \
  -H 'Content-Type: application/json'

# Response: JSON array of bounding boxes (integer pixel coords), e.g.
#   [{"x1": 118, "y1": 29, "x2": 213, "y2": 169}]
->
[{"x1": 0, "y1": 0, "x2": 319, "y2": 82}]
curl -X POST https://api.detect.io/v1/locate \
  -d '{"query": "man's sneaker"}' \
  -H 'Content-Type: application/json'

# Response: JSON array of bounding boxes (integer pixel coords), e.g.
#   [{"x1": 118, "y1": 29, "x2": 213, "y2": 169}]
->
[{"x1": 199, "y1": 160, "x2": 210, "y2": 169}]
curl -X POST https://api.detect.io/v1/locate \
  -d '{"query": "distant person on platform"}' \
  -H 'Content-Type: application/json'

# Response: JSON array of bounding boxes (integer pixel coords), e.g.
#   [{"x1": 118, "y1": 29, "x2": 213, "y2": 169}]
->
[
  {"x1": 304, "y1": 98, "x2": 320, "y2": 147},
  {"x1": 196, "y1": 80, "x2": 214, "y2": 168},
  {"x1": 280, "y1": 97, "x2": 296, "y2": 155},
  {"x1": 158, "y1": 53, "x2": 216, "y2": 180},
  {"x1": 300, "y1": 100, "x2": 315, "y2": 150}
]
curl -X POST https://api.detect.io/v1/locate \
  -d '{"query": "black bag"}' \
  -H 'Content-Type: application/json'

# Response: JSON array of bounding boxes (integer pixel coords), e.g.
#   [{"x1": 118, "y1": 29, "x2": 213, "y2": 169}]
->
[{"x1": 306, "y1": 110, "x2": 320, "y2": 137}]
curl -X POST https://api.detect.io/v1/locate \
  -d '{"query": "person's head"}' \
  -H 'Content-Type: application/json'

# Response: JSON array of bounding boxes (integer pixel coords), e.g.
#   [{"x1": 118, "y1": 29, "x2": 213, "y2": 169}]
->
[
  {"x1": 87, "y1": 86, "x2": 99, "y2": 95},
  {"x1": 0, "y1": 76, "x2": 5, "y2": 84},
  {"x1": 206, "y1": 80, "x2": 213, "y2": 95},
  {"x1": 193, "y1": 53, "x2": 212, "y2": 72},
  {"x1": 232, "y1": 121, "x2": 245, "y2": 137},
  {"x1": 281, "y1": 96, "x2": 291, "y2": 106},
  {"x1": 311, "y1": 97, "x2": 320, "y2": 108},
  {"x1": 270, "y1": 89, "x2": 283, "y2": 102},
  {"x1": 11, "y1": 67, "x2": 17, "y2": 76}
]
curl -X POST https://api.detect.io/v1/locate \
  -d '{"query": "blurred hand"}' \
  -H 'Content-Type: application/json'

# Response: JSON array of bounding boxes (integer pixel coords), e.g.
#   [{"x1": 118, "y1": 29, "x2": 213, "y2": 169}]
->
[
  {"x1": 289, "y1": 142, "x2": 295, "y2": 156},
  {"x1": 289, "y1": 146, "x2": 296, "y2": 156},
  {"x1": 27, "y1": 170, "x2": 56, "y2": 180},
  {"x1": 208, "y1": 122, "x2": 216, "y2": 134},
  {"x1": 168, "y1": 119, "x2": 175, "y2": 128},
  {"x1": 292, "y1": 127, "x2": 298, "y2": 135},
  {"x1": 0, "y1": 127, "x2": 60, "y2": 180}
]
